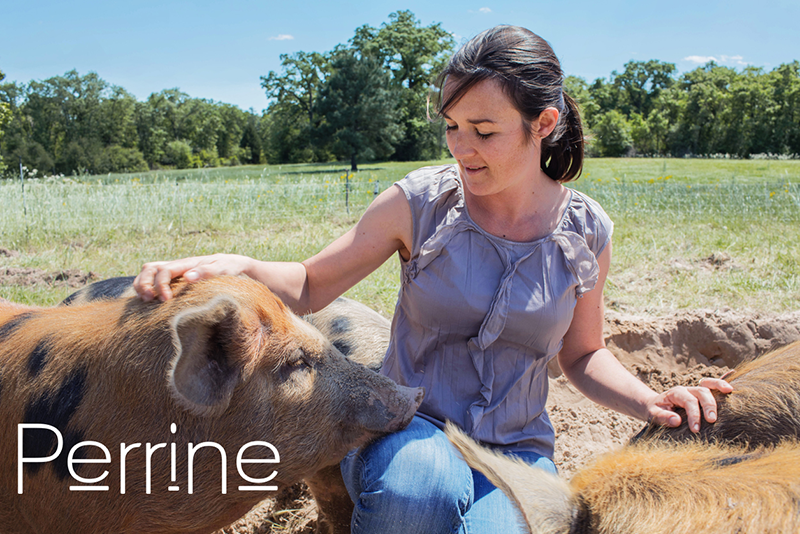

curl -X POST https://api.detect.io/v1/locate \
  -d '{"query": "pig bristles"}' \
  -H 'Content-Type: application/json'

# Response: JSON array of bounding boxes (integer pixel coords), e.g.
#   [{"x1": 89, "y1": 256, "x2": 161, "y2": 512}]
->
[{"x1": 445, "y1": 422, "x2": 574, "y2": 534}]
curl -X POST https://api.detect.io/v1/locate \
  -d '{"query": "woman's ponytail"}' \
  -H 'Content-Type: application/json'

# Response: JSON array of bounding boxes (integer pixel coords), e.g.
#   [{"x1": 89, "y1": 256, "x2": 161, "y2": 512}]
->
[{"x1": 541, "y1": 92, "x2": 584, "y2": 183}]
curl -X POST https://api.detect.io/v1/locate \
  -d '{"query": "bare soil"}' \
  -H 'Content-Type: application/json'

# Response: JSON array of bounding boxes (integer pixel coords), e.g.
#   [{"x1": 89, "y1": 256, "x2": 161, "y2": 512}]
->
[{"x1": 0, "y1": 265, "x2": 98, "y2": 288}]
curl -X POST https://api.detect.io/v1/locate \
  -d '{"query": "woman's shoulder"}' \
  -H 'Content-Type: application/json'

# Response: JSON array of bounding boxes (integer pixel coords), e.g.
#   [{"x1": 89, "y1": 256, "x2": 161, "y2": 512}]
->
[
  {"x1": 564, "y1": 188, "x2": 614, "y2": 256},
  {"x1": 396, "y1": 164, "x2": 459, "y2": 200},
  {"x1": 567, "y1": 188, "x2": 608, "y2": 217}
]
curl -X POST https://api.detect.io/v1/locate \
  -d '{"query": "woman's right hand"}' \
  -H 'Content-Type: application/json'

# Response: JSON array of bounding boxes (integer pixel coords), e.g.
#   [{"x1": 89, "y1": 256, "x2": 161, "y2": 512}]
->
[{"x1": 133, "y1": 254, "x2": 254, "y2": 302}]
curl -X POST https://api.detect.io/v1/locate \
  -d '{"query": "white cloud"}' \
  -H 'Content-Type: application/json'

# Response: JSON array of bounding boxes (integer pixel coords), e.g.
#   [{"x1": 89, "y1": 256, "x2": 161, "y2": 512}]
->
[
  {"x1": 479, "y1": 7, "x2": 492, "y2": 13},
  {"x1": 684, "y1": 54, "x2": 749, "y2": 67},
  {"x1": 268, "y1": 34, "x2": 294, "y2": 41},
  {"x1": 721, "y1": 55, "x2": 748, "y2": 65},
  {"x1": 684, "y1": 55, "x2": 717, "y2": 64}
]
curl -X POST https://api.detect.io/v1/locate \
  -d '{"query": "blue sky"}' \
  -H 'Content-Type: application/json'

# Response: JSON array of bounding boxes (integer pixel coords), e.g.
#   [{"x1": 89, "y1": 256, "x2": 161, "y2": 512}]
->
[{"x1": 2, "y1": 0, "x2": 798, "y2": 112}]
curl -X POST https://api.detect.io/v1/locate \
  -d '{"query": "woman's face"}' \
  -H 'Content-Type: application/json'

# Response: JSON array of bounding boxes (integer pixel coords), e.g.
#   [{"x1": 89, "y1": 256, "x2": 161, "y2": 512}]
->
[{"x1": 443, "y1": 78, "x2": 543, "y2": 199}]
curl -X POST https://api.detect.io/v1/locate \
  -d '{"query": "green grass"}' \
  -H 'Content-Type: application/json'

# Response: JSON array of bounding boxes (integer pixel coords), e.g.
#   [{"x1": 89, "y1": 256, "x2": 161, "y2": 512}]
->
[{"x1": 1, "y1": 158, "x2": 799, "y2": 315}]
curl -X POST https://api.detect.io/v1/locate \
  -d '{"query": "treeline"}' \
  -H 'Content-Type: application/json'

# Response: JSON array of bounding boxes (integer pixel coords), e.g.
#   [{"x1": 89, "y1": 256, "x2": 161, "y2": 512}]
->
[
  {"x1": 569, "y1": 59, "x2": 800, "y2": 157},
  {"x1": 0, "y1": 70, "x2": 265, "y2": 176},
  {"x1": 1, "y1": 12, "x2": 798, "y2": 177},
  {"x1": 0, "y1": 11, "x2": 453, "y2": 176}
]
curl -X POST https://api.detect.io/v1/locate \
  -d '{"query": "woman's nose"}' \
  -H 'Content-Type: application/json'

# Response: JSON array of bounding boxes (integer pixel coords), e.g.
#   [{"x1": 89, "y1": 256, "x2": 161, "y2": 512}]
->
[{"x1": 448, "y1": 131, "x2": 475, "y2": 159}]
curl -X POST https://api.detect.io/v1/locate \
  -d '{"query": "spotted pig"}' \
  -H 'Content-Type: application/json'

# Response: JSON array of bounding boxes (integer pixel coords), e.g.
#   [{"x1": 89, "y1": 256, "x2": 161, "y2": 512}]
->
[
  {"x1": 1, "y1": 276, "x2": 422, "y2": 534},
  {"x1": 62, "y1": 277, "x2": 393, "y2": 534},
  {"x1": 301, "y1": 296, "x2": 392, "y2": 534}
]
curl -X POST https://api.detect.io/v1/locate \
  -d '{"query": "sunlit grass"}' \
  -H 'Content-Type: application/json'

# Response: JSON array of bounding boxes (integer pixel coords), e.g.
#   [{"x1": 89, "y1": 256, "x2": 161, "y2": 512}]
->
[{"x1": 1, "y1": 158, "x2": 799, "y2": 315}]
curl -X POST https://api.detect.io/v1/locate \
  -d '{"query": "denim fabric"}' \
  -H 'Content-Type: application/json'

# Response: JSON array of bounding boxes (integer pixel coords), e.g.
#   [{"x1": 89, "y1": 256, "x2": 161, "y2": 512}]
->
[{"x1": 341, "y1": 416, "x2": 557, "y2": 534}]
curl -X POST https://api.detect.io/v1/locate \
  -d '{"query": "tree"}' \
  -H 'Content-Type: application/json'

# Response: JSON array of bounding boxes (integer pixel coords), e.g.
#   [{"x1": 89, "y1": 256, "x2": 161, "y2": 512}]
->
[
  {"x1": 164, "y1": 139, "x2": 196, "y2": 169},
  {"x1": 239, "y1": 113, "x2": 264, "y2": 164},
  {"x1": 766, "y1": 61, "x2": 800, "y2": 155},
  {"x1": 672, "y1": 62, "x2": 737, "y2": 155},
  {"x1": 261, "y1": 51, "x2": 329, "y2": 125},
  {"x1": 719, "y1": 66, "x2": 772, "y2": 156},
  {"x1": 591, "y1": 110, "x2": 633, "y2": 157},
  {"x1": 350, "y1": 10, "x2": 455, "y2": 160},
  {"x1": 586, "y1": 77, "x2": 623, "y2": 129},
  {"x1": 564, "y1": 75, "x2": 594, "y2": 121},
  {"x1": 216, "y1": 103, "x2": 246, "y2": 162},
  {"x1": 0, "y1": 69, "x2": 10, "y2": 173},
  {"x1": 260, "y1": 51, "x2": 330, "y2": 163},
  {"x1": 612, "y1": 60, "x2": 676, "y2": 119},
  {"x1": 314, "y1": 50, "x2": 401, "y2": 171},
  {"x1": 10, "y1": 70, "x2": 145, "y2": 174}
]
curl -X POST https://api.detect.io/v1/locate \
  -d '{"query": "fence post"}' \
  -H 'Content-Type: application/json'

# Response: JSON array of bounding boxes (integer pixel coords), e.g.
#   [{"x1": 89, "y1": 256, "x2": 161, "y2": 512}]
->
[
  {"x1": 344, "y1": 169, "x2": 350, "y2": 215},
  {"x1": 19, "y1": 156, "x2": 29, "y2": 239}
]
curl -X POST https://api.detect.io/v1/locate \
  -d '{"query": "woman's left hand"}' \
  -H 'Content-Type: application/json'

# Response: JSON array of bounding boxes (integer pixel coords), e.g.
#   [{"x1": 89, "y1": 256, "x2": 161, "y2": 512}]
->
[{"x1": 646, "y1": 378, "x2": 734, "y2": 433}]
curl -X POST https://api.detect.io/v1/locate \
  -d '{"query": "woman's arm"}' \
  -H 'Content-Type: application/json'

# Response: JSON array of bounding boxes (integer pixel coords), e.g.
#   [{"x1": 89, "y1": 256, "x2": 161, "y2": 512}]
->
[
  {"x1": 557, "y1": 241, "x2": 732, "y2": 431},
  {"x1": 134, "y1": 184, "x2": 413, "y2": 315}
]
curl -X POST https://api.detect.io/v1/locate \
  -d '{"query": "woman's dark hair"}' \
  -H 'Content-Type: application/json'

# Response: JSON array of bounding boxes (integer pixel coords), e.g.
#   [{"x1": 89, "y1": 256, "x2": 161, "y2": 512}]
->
[{"x1": 434, "y1": 25, "x2": 584, "y2": 183}]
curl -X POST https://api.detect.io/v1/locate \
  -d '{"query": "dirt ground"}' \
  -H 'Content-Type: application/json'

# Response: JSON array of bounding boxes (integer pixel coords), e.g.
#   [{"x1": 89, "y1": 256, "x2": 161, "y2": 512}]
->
[
  {"x1": 0, "y1": 264, "x2": 98, "y2": 289},
  {"x1": 3, "y1": 258, "x2": 798, "y2": 533},
  {"x1": 218, "y1": 307, "x2": 800, "y2": 533}
]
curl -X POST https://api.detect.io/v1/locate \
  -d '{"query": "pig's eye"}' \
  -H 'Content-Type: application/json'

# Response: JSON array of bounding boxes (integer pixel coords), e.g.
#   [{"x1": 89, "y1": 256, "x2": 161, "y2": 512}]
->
[
  {"x1": 277, "y1": 349, "x2": 313, "y2": 383},
  {"x1": 287, "y1": 349, "x2": 313, "y2": 371},
  {"x1": 288, "y1": 358, "x2": 311, "y2": 370}
]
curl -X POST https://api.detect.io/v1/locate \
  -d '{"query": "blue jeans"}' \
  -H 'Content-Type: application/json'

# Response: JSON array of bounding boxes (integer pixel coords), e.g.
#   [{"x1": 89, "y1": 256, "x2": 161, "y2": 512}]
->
[{"x1": 340, "y1": 416, "x2": 557, "y2": 534}]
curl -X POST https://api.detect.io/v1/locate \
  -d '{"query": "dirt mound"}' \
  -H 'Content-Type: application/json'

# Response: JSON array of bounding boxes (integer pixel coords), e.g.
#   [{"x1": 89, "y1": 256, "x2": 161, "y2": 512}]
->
[
  {"x1": 604, "y1": 308, "x2": 800, "y2": 370},
  {"x1": 0, "y1": 267, "x2": 98, "y2": 288}
]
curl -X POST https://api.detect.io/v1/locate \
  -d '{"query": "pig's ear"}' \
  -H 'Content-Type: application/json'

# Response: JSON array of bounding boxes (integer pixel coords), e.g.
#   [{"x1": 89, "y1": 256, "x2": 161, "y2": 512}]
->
[{"x1": 168, "y1": 296, "x2": 243, "y2": 417}]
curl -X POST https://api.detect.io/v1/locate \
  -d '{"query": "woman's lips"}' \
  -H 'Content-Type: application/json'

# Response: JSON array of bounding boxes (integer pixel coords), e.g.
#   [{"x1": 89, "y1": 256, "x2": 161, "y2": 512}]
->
[{"x1": 461, "y1": 163, "x2": 487, "y2": 175}]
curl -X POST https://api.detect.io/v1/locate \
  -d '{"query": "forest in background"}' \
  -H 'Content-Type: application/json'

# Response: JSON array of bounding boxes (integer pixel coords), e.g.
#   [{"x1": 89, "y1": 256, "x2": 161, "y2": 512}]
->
[{"x1": 1, "y1": 10, "x2": 798, "y2": 177}]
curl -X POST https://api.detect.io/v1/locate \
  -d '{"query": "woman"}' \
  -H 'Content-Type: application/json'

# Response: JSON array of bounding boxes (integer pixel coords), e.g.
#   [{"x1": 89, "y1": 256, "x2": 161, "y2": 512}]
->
[{"x1": 135, "y1": 26, "x2": 731, "y2": 534}]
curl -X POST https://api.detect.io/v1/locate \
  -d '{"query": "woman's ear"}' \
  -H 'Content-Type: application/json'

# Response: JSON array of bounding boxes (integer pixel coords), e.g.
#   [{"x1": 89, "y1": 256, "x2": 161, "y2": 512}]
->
[{"x1": 534, "y1": 107, "x2": 560, "y2": 138}]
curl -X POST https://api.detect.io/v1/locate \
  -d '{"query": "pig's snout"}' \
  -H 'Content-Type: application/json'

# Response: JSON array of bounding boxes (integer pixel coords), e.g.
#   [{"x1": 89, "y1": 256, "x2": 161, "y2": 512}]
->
[
  {"x1": 386, "y1": 385, "x2": 425, "y2": 432},
  {"x1": 359, "y1": 385, "x2": 424, "y2": 434}
]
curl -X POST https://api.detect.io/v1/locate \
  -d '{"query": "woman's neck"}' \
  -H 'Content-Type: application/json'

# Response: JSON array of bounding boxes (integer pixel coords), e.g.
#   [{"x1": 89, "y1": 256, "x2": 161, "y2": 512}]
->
[{"x1": 462, "y1": 170, "x2": 569, "y2": 242}]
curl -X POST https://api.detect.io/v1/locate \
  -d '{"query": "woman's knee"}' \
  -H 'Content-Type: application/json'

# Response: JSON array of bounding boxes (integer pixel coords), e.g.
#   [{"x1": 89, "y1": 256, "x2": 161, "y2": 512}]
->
[
  {"x1": 342, "y1": 417, "x2": 473, "y2": 532},
  {"x1": 348, "y1": 418, "x2": 471, "y2": 496}
]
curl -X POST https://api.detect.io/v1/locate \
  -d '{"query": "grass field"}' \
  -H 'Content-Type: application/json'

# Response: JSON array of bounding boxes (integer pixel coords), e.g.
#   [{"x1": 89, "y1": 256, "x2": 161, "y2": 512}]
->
[{"x1": 1, "y1": 157, "x2": 799, "y2": 315}]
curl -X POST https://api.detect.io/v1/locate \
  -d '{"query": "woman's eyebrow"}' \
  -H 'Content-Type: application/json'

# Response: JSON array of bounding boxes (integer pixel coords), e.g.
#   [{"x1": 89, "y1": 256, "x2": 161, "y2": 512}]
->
[{"x1": 442, "y1": 113, "x2": 497, "y2": 125}]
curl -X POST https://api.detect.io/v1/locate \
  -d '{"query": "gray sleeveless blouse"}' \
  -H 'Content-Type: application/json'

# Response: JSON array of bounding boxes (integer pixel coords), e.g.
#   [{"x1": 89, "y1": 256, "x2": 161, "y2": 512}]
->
[{"x1": 381, "y1": 164, "x2": 613, "y2": 458}]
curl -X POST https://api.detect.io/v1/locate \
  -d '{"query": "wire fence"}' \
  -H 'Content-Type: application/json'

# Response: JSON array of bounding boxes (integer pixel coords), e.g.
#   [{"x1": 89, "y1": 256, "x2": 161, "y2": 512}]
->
[
  {"x1": 0, "y1": 175, "x2": 386, "y2": 242},
  {"x1": 580, "y1": 181, "x2": 800, "y2": 223},
  {"x1": 2, "y1": 176, "x2": 799, "y2": 245}
]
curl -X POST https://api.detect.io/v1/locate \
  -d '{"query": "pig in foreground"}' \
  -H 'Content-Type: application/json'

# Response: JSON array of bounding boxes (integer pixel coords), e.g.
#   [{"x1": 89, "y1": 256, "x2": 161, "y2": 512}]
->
[
  {"x1": 448, "y1": 424, "x2": 800, "y2": 534},
  {"x1": 0, "y1": 276, "x2": 422, "y2": 534},
  {"x1": 62, "y1": 277, "x2": 392, "y2": 534},
  {"x1": 447, "y1": 342, "x2": 800, "y2": 534}
]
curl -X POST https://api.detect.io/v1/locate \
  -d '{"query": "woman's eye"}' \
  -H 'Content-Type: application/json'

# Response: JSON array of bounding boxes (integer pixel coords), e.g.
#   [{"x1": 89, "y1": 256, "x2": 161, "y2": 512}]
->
[
  {"x1": 476, "y1": 131, "x2": 492, "y2": 140},
  {"x1": 445, "y1": 124, "x2": 457, "y2": 133}
]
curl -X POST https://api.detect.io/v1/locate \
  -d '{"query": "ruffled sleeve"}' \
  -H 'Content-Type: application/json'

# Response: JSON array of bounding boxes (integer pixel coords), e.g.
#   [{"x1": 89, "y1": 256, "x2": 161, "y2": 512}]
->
[
  {"x1": 395, "y1": 165, "x2": 461, "y2": 260},
  {"x1": 552, "y1": 231, "x2": 601, "y2": 296},
  {"x1": 568, "y1": 190, "x2": 614, "y2": 258}
]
